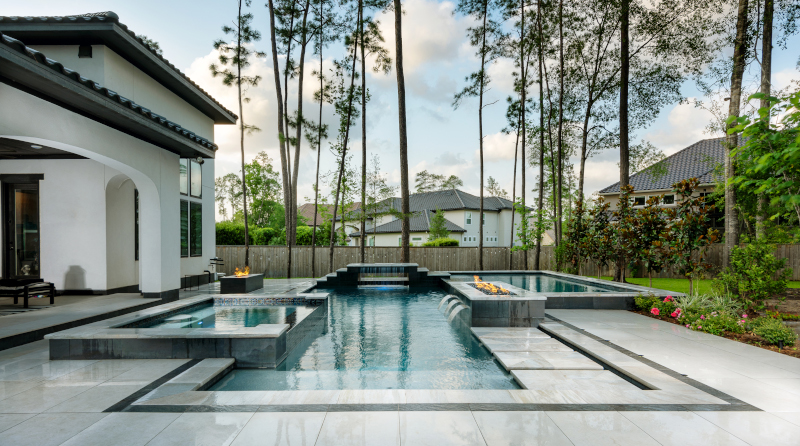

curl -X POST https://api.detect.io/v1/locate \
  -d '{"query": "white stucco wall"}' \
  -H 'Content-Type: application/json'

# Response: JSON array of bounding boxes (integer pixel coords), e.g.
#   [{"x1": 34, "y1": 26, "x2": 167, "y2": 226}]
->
[
  {"x1": 29, "y1": 45, "x2": 215, "y2": 140},
  {"x1": 106, "y1": 173, "x2": 138, "y2": 290},
  {"x1": 0, "y1": 84, "x2": 183, "y2": 294},
  {"x1": 0, "y1": 159, "x2": 109, "y2": 290}
]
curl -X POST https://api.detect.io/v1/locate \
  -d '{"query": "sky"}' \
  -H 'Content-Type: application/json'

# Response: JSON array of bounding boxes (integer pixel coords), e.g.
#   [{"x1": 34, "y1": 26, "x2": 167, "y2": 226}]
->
[{"x1": 7, "y1": 1, "x2": 800, "y2": 220}]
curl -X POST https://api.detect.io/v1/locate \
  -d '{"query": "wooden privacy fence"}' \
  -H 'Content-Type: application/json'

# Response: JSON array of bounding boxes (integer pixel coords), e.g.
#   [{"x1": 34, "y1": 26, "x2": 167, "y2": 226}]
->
[{"x1": 215, "y1": 244, "x2": 800, "y2": 280}]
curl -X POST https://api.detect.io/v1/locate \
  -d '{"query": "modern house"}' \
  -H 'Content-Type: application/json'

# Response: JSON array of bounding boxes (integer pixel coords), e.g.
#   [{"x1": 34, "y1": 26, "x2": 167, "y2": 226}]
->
[
  {"x1": 0, "y1": 12, "x2": 236, "y2": 300},
  {"x1": 598, "y1": 137, "x2": 727, "y2": 210},
  {"x1": 340, "y1": 189, "x2": 547, "y2": 247}
]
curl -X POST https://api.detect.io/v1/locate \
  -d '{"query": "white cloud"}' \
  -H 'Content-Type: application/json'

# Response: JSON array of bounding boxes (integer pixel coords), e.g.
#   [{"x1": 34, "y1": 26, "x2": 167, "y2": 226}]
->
[
  {"x1": 773, "y1": 67, "x2": 800, "y2": 92},
  {"x1": 643, "y1": 100, "x2": 717, "y2": 154},
  {"x1": 482, "y1": 131, "x2": 518, "y2": 162}
]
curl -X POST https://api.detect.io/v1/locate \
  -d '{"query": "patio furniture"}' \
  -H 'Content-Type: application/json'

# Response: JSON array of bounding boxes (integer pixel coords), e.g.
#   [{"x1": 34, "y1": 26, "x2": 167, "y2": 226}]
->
[{"x1": 0, "y1": 278, "x2": 56, "y2": 308}]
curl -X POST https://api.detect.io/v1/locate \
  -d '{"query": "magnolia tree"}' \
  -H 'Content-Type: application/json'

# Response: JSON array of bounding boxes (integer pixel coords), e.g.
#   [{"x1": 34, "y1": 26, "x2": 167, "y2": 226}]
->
[
  {"x1": 512, "y1": 198, "x2": 551, "y2": 265},
  {"x1": 583, "y1": 197, "x2": 615, "y2": 279}
]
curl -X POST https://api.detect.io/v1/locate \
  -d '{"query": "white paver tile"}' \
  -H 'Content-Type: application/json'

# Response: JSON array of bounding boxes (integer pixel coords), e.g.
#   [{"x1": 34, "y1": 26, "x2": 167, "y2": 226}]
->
[
  {"x1": 494, "y1": 351, "x2": 603, "y2": 371},
  {"x1": 546, "y1": 411, "x2": 660, "y2": 446},
  {"x1": 473, "y1": 411, "x2": 573, "y2": 446},
  {"x1": 696, "y1": 411, "x2": 800, "y2": 446},
  {"x1": 229, "y1": 412, "x2": 325, "y2": 446},
  {"x1": 316, "y1": 411, "x2": 400, "y2": 446},
  {"x1": 399, "y1": 411, "x2": 486, "y2": 446},
  {"x1": 0, "y1": 412, "x2": 107, "y2": 446},
  {"x1": 146, "y1": 412, "x2": 254, "y2": 446},
  {"x1": 59, "y1": 412, "x2": 181, "y2": 446}
]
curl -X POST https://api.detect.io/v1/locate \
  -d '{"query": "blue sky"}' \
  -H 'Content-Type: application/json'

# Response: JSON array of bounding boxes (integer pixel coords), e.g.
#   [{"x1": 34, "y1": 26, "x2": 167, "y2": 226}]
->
[{"x1": 7, "y1": 1, "x2": 800, "y2": 218}]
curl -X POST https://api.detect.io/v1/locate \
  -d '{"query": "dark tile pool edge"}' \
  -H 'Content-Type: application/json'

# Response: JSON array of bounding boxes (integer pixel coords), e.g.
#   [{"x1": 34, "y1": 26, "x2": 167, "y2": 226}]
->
[
  {"x1": 107, "y1": 359, "x2": 202, "y2": 412},
  {"x1": 120, "y1": 402, "x2": 761, "y2": 413},
  {"x1": 544, "y1": 313, "x2": 760, "y2": 410}
]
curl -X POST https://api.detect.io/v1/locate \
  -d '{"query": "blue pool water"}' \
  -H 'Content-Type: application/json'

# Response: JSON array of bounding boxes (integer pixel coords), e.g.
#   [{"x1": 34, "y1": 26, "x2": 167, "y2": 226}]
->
[
  {"x1": 211, "y1": 288, "x2": 519, "y2": 390},
  {"x1": 143, "y1": 304, "x2": 316, "y2": 329},
  {"x1": 460, "y1": 274, "x2": 625, "y2": 293}
]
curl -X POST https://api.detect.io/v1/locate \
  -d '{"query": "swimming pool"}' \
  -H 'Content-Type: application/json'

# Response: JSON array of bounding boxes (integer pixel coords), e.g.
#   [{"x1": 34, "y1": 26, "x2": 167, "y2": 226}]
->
[
  {"x1": 456, "y1": 273, "x2": 628, "y2": 293},
  {"x1": 140, "y1": 303, "x2": 317, "y2": 329},
  {"x1": 210, "y1": 288, "x2": 519, "y2": 390}
]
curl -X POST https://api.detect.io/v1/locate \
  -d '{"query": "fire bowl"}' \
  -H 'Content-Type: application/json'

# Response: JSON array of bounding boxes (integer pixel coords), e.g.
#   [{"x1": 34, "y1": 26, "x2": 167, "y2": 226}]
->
[
  {"x1": 467, "y1": 282, "x2": 516, "y2": 296},
  {"x1": 220, "y1": 273, "x2": 265, "y2": 294}
]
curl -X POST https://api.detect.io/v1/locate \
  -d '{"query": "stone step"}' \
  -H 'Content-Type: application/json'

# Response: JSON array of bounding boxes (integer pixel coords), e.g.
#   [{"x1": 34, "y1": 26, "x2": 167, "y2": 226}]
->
[
  {"x1": 479, "y1": 337, "x2": 573, "y2": 354},
  {"x1": 494, "y1": 351, "x2": 603, "y2": 371}
]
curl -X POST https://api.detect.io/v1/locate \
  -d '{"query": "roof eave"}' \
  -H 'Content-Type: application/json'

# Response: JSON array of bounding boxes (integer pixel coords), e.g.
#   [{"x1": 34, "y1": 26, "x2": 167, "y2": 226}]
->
[
  {"x1": 0, "y1": 41, "x2": 215, "y2": 158},
  {"x1": 0, "y1": 20, "x2": 237, "y2": 124}
]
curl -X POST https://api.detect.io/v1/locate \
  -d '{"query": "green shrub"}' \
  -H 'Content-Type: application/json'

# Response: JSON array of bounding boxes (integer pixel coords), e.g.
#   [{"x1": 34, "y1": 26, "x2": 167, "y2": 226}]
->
[
  {"x1": 687, "y1": 311, "x2": 745, "y2": 336},
  {"x1": 421, "y1": 237, "x2": 459, "y2": 247},
  {"x1": 216, "y1": 221, "x2": 246, "y2": 245},
  {"x1": 713, "y1": 242, "x2": 792, "y2": 312},
  {"x1": 251, "y1": 227, "x2": 277, "y2": 245},
  {"x1": 635, "y1": 294, "x2": 658, "y2": 311},
  {"x1": 751, "y1": 317, "x2": 798, "y2": 346}
]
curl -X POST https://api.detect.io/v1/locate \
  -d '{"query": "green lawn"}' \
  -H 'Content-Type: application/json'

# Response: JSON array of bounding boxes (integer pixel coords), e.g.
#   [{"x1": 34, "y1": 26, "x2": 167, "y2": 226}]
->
[{"x1": 592, "y1": 276, "x2": 800, "y2": 295}]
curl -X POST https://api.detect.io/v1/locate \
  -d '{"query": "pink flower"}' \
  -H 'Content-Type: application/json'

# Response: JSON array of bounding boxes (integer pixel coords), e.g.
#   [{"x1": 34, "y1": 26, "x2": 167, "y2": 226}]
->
[
  {"x1": 685, "y1": 324, "x2": 690, "y2": 328},
  {"x1": 742, "y1": 313, "x2": 748, "y2": 318},
  {"x1": 698, "y1": 325, "x2": 702, "y2": 329},
  {"x1": 700, "y1": 315, "x2": 705, "y2": 320},
  {"x1": 664, "y1": 296, "x2": 674, "y2": 302},
  {"x1": 650, "y1": 308, "x2": 660, "y2": 316},
  {"x1": 671, "y1": 309, "x2": 682, "y2": 318}
]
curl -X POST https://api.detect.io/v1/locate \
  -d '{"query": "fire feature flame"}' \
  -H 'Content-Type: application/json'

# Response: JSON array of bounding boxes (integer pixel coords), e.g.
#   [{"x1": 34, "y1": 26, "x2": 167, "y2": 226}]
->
[
  {"x1": 473, "y1": 275, "x2": 511, "y2": 295},
  {"x1": 234, "y1": 266, "x2": 250, "y2": 277}
]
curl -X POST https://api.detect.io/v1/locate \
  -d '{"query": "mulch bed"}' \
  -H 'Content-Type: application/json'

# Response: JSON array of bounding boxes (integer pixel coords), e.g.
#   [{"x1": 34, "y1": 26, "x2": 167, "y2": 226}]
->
[{"x1": 630, "y1": 309, "x2": 800, "y2": 359}]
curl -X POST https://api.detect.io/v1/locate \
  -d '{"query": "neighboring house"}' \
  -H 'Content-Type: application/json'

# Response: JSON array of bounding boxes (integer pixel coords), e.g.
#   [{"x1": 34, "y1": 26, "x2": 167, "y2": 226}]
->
[
  {"x1": 598, "y1": 137, "x2": 728, "y2": 211},
  {"x1": 0, "y1": 12, "x2": 236, "y2": 300},
  {"x1": 341, "y1": 189, "x2": 547, "y2": 247}
]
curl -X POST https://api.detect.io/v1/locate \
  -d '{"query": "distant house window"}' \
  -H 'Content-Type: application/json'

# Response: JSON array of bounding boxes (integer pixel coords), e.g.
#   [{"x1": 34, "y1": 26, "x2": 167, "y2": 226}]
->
[
  {"x1": 179, "y1": 159, "x2": 189, "y2": 195},
  {"x1": 135, "y1": 189, "x2": 139, "y2": 261},
  {"x1": 190, "y1": 202, "x2": 202, "y2": 256},
  {"x1": 482, "y1": 213, "x2": 485, "y2": 224},
  {"x1": 412, "y1": 237, "x2": 422, "y2": 242},
  {"x1": 180, "y1": 200, "x2": 189, "y2": 257},
  {"x1": 78, "y1": 45, "x2": 92, "y2": 58},
  {"x1": 466, "y1": 212, "x2": 472, "y2": 225},
  {"x1": 633, "y1": 197, "x2": 645, "y2": 206},
  {"x1": 663, "y1": 195, "x2": 675, "y2": 205},
  {"x1": 398, "y1": 237, "x2": 402, "y2": 246},
  {"x1": 190, "y1": 160, "x2": 202, "y2": 198},
  {"x1": 369, "y1": 237, "x2": 375, "y2": 246}
]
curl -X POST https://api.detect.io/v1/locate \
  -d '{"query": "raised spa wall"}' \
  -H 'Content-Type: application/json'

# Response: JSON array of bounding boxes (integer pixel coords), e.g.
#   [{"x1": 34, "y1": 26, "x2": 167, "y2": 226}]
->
[{"x1": 442, "y1": 280, "x2": 547, "y2": 327}]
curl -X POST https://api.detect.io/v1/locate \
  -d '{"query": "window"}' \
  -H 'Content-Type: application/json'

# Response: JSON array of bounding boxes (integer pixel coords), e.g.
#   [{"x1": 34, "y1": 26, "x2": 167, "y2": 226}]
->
[
  {"x1": 190, "y1": 159, "x2": 202, "y2": 198},
  {"x1": 633, "y1": 197, "x2": 645, "y2": 206},
  {"x1": 412, "y1": 237, "x2": 422, "y2": 241},
  {"x1": 369, "y1": 237, "x2": 375, "y2": 247},
  {"x1": 190, "y1": 202, "x2": 202, "y2": 256},
  {"x1": 398, "y1": 237, "x2": 402, "y2": 246},
  {"x1": 135, "y1": 190, "x2": 140, "y2": 260},
  {"x1": 179, "y1": 159, "x2": 188, "y2": 195},
  {"x1": 482, "y1": 213, "x2": 485, "y2": 224},
  {"x1": 663, "y1": 194, "x2": 675, "y2": 205},
  {"x1": 180, "y1": 200, "x2": 189, "y2": 257},
  {"x1": 466, "y1": 212, "x2": 472, "y2": 225}
]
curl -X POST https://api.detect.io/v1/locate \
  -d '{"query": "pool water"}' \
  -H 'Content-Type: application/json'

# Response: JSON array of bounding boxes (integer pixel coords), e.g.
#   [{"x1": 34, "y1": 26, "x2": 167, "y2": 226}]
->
[
  {"x1": 211, "y1": 288, "x2": 519, "y2": 390},
  {"x1": 143, "y1": 304, "x2": 316, "y2": 329},
  {"x1": 464, "y1": 274, "x2": 623, "y2": 293}
]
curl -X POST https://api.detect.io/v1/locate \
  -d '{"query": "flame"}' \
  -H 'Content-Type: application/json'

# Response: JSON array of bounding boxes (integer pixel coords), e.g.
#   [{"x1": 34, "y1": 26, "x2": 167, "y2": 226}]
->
[
  {"x1": 473, "y1": 275, "x2": 511, "y2": 295},
  {"x1": 234, "y1": 266, "x2": 250, "y2": 277}
]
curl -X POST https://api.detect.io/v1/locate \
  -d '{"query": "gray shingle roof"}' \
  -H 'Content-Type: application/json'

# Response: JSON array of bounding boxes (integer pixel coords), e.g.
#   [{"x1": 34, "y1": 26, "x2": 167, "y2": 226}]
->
[
  {"x1": 0, "y1": 31, "x2": 218, "y2": 151},
  {"x1": 599, "y1": 137, "x2": 731, "y2": 194},
  {"x1": 0, "y1": 12, "x2": 237, "y2": 123},
  {"x1": 349, "y1": 210, "x2": 466, "y2": 236},
  {"x1": 352, "y1": 189, "x2": 515, "y2": 216}
]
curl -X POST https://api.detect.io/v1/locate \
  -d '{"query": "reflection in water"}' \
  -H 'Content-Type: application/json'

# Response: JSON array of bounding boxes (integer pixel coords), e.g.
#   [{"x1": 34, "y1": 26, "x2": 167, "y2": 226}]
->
[
  {"x1": 470, "y1": 274, "x2": 623, "y2": 293},
  {"x1": 144, "y1": 304, "x2": 315, "y2": 329},
  {"x1": 211, "y1": 288, "x2": 519, "y2": 391}
]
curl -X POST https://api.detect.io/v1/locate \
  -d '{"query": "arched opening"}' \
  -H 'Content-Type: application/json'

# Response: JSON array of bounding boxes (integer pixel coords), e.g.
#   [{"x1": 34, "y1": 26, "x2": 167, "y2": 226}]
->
[{"x1": 106, "y1": 173, "x2": 139, "y2": 293}]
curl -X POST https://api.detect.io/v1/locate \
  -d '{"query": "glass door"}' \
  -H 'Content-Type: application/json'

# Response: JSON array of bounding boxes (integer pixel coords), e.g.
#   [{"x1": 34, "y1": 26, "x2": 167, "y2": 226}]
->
[{"x1": 4, "y1": 183, "x2": 40, "y2": 279}]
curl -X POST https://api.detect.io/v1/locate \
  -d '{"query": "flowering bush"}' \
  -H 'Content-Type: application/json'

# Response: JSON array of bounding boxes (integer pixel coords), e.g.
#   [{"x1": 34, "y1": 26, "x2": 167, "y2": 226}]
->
[{"x1": 650, "y1": 308, "x2": 660, "y2": 316}]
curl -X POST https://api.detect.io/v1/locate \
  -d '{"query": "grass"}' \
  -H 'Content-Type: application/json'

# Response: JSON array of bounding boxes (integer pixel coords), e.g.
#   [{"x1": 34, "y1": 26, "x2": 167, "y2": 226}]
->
[{"x1": 591, "y1": 276, "x2": 800, "y2": 295}]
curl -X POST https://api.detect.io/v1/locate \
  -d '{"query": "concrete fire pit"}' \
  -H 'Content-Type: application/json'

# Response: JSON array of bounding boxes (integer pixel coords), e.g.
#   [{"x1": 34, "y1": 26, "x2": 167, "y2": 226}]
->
[{"x1": 220, "y1": 273, "x2": 264, "y2": 294}]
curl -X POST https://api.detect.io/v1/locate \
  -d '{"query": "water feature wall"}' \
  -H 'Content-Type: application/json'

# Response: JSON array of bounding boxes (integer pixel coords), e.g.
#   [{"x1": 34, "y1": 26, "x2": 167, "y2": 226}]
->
[{"x1": 315, "y1": 263, "x2": 449, "y2": 288}]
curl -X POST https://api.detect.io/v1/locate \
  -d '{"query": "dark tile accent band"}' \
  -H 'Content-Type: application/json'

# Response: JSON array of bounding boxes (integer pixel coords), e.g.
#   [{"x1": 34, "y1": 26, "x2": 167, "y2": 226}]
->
[{"x1": 105, "y1": 359, "x2": 202, "y2": 412}]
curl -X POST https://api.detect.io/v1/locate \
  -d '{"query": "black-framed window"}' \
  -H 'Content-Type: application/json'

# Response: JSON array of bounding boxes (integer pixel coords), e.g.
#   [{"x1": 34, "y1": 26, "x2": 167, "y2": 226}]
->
[
  {"x1": 180, "y1": 200, "x2": 189, "y2": 257},
  {"x1": 633, "y1": 197, "x2": 645, "y2": 206},
  {"x1": 663, "y1": 194, "x2": 675, "y2": 205},
  {"x1": 179, "y1": 159, "x2": 188, "y2": 195},
  {"x1": 135, "y1": 189, "x2": 140, "y2": 261},
  {"x1": 190, "y1": 202, "x2": 202, "y2": 256},
  {"x1": 190, "y1": 159, "x2": 202, "y2": 198}
]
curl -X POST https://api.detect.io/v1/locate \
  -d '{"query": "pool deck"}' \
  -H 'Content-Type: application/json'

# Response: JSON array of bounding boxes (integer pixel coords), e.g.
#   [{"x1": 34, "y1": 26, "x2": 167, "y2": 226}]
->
[
  {"x1": 1, "y1": 278, "x2": 799, "y2": 444},
  {"x1": 1, "y1": 308, "x2": 799, "y2": 445}
]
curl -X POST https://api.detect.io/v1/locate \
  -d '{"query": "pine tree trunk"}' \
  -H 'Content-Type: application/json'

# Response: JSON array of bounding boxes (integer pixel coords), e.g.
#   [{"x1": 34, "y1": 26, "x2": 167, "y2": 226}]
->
[
  {"x1": 556, "y1": 0, "x2": 564, "y2": 248},
  {"x1": 283, "y1": 10, "x2": 296, "y2": 248},
  {"x1": 394, "y1": 0, "x2": 411, "y2": 263},
  {"x1": 521, "y1": 0, "x2": 528, "y2": 271},
  {"x1": 724, "y1": 0, "x2": 749, "y2": 267},
  {"x1": 329, "y1": 2, "x2": 362, "y2": 270},
  {"x1": 509, "y1": 115, "x2": 520, "y2": 269},
  {"x1": 237, "y1": 0, "x2": 250, "y2": 268},
  {"x1": 616, "y1": 0, "x2": 630, "y2": 282},
  {"x1": 478, "y1": 1, "x2": 488, "y2": 271},
  {"x1": 360, "y1": 3, "x2": 367, "y2": 264},
  {"x1": 310, "y1": 0, "x2": 324, "y2": 279},
  {"x1": 534, "y1": 0, "x2": 545, "y2": 271},
  {"x1": 756, "y1": 0, "x2": 773, "y2": 240}
]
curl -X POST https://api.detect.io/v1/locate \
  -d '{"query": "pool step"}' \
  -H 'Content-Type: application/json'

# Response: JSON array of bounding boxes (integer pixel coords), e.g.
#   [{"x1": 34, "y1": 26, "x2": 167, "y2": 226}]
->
[{"x1": 315, "y1": 263, "x2": 449, "y2": 288}]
